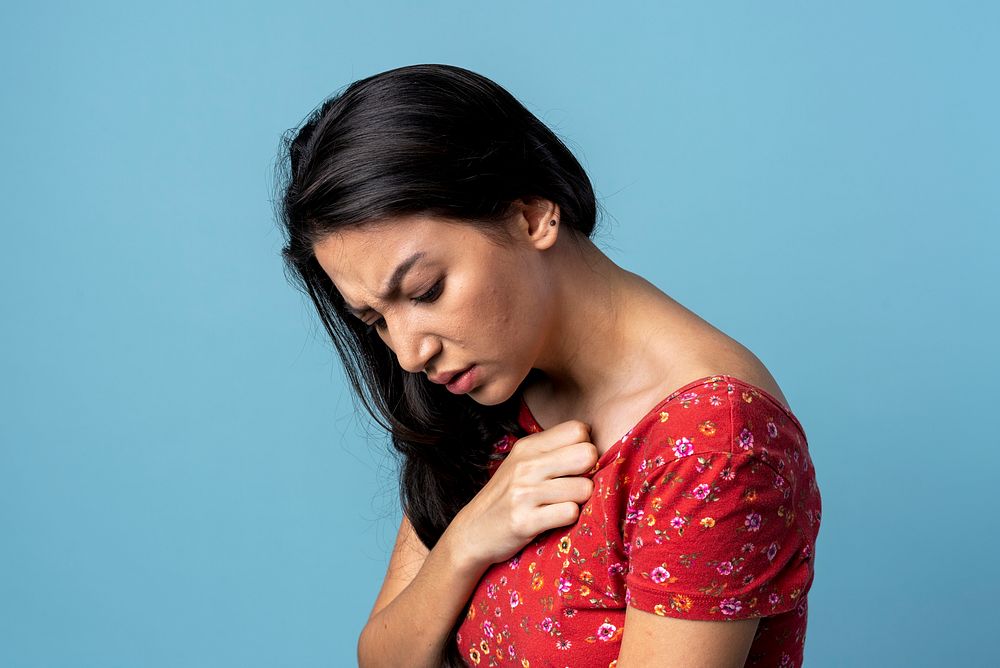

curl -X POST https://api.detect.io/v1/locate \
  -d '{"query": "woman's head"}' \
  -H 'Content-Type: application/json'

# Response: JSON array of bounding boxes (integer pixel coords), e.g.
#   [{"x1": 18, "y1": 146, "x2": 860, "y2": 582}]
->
[
  {"x1": 276, "y1": 63, "x2": 601, "y2": 419},
  {"x1": 312, "y1": 201, "x2": 572, "y2": 407},
  {"x1": 273, "y1": 66, "x2": 601, "y2": 664}
]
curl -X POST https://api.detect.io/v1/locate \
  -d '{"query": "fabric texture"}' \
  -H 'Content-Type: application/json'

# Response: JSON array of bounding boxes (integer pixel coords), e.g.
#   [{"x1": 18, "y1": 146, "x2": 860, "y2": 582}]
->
[{"x1": 456, "y1": 374, "x2": 822, "y2": 667}]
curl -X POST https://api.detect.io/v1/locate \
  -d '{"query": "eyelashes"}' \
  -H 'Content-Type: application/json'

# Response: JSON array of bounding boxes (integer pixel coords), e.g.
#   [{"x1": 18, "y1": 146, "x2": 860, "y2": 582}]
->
[{"x1": 365, "y1": 278, "x2": 444, "y2": 334}]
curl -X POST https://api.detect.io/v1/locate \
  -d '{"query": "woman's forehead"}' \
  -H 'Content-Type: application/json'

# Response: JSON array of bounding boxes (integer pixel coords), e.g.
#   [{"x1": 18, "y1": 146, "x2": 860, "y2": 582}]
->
[{"x1": 312, "y1": 217, "x2": 474, "y2": 311}]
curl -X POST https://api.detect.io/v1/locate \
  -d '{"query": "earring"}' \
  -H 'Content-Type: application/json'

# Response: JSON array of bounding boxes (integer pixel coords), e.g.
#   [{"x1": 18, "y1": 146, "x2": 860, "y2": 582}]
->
[{"x1": 549, "y1": 219, "x2": 557, "y2": 226}]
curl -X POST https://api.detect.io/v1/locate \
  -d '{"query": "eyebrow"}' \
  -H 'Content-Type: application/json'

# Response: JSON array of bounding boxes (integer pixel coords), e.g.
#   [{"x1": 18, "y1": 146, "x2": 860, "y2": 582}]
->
[{"x1": 343, "y1": 251, "x2": 427, "y2": 318}]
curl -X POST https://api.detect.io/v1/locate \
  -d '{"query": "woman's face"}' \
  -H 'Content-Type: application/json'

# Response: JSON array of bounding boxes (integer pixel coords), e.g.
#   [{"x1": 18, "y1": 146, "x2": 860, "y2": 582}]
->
[{"x1": 312, "y1": 210, "x2": 559, "y2": 405}]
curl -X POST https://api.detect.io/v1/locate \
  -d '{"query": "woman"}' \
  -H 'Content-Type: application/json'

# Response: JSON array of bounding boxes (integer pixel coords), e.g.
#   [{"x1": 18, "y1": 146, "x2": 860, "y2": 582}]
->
[{"x1": 275, "y1": 64, "x2": 821, "y2": 668}]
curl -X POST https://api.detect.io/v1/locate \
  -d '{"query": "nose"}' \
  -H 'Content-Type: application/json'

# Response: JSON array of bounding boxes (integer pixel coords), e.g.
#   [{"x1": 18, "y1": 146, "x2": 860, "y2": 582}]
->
[{"x1": 382, "y1": 317, "x2": 440, "y2": 375}]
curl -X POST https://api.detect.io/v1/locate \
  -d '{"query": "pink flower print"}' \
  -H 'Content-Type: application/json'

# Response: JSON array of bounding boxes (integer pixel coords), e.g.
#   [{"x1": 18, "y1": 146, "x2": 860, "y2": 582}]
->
[
  {"x1": 495, "y1": 434, "x2": 514, "y2": 452},
  {"x1": 508, "y1": 644, "x2": 516, "y2": 659},
  {"x1": 693, "y1": 483, "x2": 711, "y2": 500},
  {"x1": 766, "y1": 542, "x2": 779, "y2": 561},
  {"x1": 556, "y1": 575, "x2": 572, "y2": 594},
  {"x1": 650, "y1": 566, "x2": 671, "y2": 584},
  {"x1": 719, "y1": 597, "x2": 743, "y2": 616},
  {"x1": 509, "y1": 555, "x2": 520, "y2": 569},
  {"x1": 802, "y1": 542, "x2": 812, "y2": 559},
  {"x1": 720, "y1": 467, "x2": 735, "y2": 481},
  {"x1": 769, "y1": 592, "x2": 781, "y2": 605},
  {"x1": 482, "y1": 619, "x2": 495, "y2": 638},
  {"x1": 608, "y1": 562, "x2": 625, "y2": 576},
  {"x1": 774, "y1": 474, "x2": 786, "y2": 489},
  {"x1": 624, "y1": 494, "x2": 643, "y2": 526},
  {"x1": 710, "y1": 395, "x2": 722, "y2": 406},
  {"x1": 742, "y1": 542, "x2": 755, "y2": 553},
  {"x1": 555, "y1": 638, "x2": 572, "y2": 650},
  {"x1": 487, "y1": 583, "x2": 498, "y2": 599},
  {"x1": 738, "y1": 427, "x2": 754, "y2": 450},
  {"x1": 780, "y1": 652, "x2": 792, "y2": 667},
  {"x1": 717, "y1": 561, "x2": 734, "y2": 575},
  {"x1": 596, "y1": 622, "x2": 618, "y2": 641},
  {"x1": 670, "y1": 516, "x2": 687, "y2": 530},
  {"x1": 745, "y1": 512, "x2": 762, "y2": 532},
  {"x1": 540, "y1": 616, "x2": 554, "y2": 633},
  {"x1": 767, "y1": 421, "x2": 778, "y2": 439},
  {"x1": 628, "y1": 507, "x2": 645, "y2": 527},
  {"x1": 509, "y1": 591, "x2": 520, "y2": 609},
  {"x1": 673, "y1": 437, "x2": 694, "y2": 458}
]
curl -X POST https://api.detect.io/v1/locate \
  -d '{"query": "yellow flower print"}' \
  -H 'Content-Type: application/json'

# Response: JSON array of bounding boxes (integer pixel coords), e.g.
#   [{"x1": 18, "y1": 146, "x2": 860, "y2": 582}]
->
[
  {"x1": 531, "y1": 571, "x2": 545, "y2": 591},
  {"x1": 579, "y1": 584, "x2": 591, "y2": 597},
  {"x1": 659, "y1": 411, "x2": 669, "y2": 422},
  {"x1": 700, "y1": 517, "x2": 716, "y2": 528},
  {"x1": 580, "y1": 570, "x2": 594, "y2": 584},
  {"x1": 479, "y1": 639, "x2": 490, "y2": 654},
  {"x1": 741, "y1": 390, "x2": 754, "y2": 404},
  {"x1": 558, "y1": 535, "x2": 571, "y2": 555},
  {"x1": 744, "y1": 488, "x2": 758, "y2": 503},
  {"x1": 670, "y1": 594, "x2": 694, "y2": 613},
  {"x1": 698, "y1": 420, "x2": 717, "y2": 436},
  {"x1": 521, "y1": 659, "x2": 530, "y2": 668},
  {"x1": 528, "y1": 561, "x2": 537, "y2": 573},
  {"x1": 468, "y1": 647, "x2": 481, "y2": 665},
  {"x1": 646, "y1": 514, "x2": 656, "y2": 527},
  {"x1": 653, "y1": 603, "x2": 667, "y2": 616},
  {"x1": 650, "y1": 497, "x2": 664, "y2": 513}
]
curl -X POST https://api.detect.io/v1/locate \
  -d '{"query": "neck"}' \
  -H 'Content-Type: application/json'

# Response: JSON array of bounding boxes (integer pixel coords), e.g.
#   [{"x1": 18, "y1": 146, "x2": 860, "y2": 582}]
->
[{"x1": 528, "y1": 234, "x2": 681, "y2": 411}]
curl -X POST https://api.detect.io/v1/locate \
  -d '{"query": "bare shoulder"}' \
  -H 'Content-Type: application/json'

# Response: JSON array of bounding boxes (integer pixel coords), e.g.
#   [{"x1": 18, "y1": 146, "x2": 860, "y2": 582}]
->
[
  {"x1": 679, "y1": 332, "x2": 793, "y2": 414},
  {"x1": 641, "y1": 287, "x2": 794, "y2": 414},
  {"x1": 695, "y1": 352, "x2": 792, "y2": 414}
]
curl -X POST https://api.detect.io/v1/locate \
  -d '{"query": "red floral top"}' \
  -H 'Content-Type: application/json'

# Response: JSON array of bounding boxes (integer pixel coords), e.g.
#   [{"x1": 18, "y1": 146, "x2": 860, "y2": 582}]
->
[{"x1": 456, "y1": 374, "x2": 822, "y2": 668}]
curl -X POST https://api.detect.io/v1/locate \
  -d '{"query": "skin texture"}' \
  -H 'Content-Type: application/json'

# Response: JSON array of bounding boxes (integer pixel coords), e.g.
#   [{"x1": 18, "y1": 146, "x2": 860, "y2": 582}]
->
[{"x1": 315, "y1": 197, "x2": 783, "y2": 665}]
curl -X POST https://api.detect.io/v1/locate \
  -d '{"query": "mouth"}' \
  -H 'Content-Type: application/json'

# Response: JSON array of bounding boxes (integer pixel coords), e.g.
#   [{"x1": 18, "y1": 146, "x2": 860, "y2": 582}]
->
[{"x1": 445, "y1": 364, "x2": 478, "y2": 394}]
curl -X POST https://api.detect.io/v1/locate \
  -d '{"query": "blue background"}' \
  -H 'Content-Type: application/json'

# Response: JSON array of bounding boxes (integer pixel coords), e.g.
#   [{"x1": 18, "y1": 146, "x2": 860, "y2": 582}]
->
[{"x1": 2, "y1": 1, "x2": 996, "y2": 666}]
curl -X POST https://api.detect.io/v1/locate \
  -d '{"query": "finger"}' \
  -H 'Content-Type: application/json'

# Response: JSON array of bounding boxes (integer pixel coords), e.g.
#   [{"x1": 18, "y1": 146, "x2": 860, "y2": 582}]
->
[
  {"x1": 534, "y1": 476, "x2": 596, "y2": 507},
  {"x1": 518, "y1": 419, "x2": 591, "y2": 454}
]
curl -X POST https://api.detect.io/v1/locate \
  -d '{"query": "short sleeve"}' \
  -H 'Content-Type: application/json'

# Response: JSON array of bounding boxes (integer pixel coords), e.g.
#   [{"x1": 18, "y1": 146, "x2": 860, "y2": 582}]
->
[{"x1": 622, "y1": 448, "x2": 815, "y2": 620}]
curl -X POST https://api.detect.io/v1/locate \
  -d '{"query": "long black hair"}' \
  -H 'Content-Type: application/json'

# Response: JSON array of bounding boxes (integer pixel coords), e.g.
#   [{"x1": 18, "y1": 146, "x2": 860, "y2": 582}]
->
[{"x1": 272, "y1": 63, "x2": 600, "y2": 666}]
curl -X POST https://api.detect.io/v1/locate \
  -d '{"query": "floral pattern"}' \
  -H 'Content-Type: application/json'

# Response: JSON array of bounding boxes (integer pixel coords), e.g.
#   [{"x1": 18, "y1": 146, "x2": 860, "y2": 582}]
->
[{"x1": 457, "y1": 374, "x2": 822, "y2": 667}]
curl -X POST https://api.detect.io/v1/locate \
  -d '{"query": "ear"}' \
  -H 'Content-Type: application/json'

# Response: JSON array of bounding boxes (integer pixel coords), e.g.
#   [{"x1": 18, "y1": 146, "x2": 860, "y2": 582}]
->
[{"x1": 512, "y1": 196, "x2": 561, "y2": 251}]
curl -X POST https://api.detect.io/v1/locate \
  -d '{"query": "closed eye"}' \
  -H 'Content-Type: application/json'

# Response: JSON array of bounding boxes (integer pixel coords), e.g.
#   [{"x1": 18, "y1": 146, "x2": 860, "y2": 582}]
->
[{"x1": 365, "y1": 278, "x2": 444, "y2": 334}]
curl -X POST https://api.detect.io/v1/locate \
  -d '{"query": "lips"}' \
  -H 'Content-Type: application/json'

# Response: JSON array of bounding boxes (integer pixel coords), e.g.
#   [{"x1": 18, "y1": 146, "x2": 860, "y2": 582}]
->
[
  {"x1": 445, "y1": 364, "x2": 478, "y2": 394},
  {"x1": 446, "y1": 365, "x2": 474, "y2": 384},
  {"x1": 430, "y1": 365, "x2": 474, "y2": 385}
]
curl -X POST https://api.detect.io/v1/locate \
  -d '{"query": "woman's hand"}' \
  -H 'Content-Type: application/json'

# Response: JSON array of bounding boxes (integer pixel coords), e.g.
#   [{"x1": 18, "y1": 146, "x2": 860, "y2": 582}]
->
[{"x1": 446, "y1": 420, "x2": 598, "y2": 570}]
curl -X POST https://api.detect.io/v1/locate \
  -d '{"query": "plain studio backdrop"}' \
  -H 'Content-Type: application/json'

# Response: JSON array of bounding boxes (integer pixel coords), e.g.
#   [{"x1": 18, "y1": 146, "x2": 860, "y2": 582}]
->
[{"x1": 1, "y1": 1, "x2": 996, "y2": 666}]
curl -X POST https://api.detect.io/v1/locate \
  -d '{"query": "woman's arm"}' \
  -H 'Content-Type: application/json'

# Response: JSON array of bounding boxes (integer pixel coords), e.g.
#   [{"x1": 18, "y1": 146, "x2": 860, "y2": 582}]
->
[{"x1": 357, "y1": 515, "x2": 486, "y2": 668}]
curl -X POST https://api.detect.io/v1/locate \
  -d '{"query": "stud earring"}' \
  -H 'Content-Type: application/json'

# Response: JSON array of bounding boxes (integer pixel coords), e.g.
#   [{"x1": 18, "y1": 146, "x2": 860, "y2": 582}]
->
[{"x1": 549, "y1": 219, "x2": 557, "y2": 226}]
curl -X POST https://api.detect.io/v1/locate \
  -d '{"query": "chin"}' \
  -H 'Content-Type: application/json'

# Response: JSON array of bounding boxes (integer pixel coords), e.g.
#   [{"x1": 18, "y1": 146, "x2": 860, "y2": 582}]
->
[{"x1": 463, "y1": 378, "x2": 514, "y2": 407}]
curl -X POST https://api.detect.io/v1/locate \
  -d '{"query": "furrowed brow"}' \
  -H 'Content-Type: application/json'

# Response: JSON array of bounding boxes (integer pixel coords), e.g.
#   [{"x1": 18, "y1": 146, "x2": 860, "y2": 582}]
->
[{"x1": 343, "y1": 251, "x2": 427, "y2": 317}]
